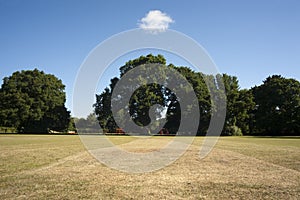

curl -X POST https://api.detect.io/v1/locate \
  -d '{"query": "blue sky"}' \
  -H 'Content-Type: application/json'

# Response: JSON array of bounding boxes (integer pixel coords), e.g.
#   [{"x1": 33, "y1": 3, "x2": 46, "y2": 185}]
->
[{"x1": 1, "y1": 0, "x2": 300, "y2": 117}]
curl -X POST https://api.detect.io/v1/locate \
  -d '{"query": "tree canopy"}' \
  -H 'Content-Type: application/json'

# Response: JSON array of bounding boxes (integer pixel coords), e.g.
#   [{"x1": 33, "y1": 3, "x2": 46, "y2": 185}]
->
[
  {"x1": 0, "y1": 69, "x2": 70, "y2": 133},
  {"x1": 94, "y1": 54, "x2": 300, "y2": 136},
  {"x1": 94, "y1": 55, "x2": 168, "y2": 134},
  {"x1": 251, "y1": 75, "x2": 300, "y2": 135},
  {"x1": 94, "y1": 55, "x2": 245, "y2": 135}
]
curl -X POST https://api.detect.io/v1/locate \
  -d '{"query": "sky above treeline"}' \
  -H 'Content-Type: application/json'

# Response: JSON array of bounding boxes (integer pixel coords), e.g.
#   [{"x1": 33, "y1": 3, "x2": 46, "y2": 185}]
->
[{"x1": 0, "y1": 0, "x2": 299, "y2": 117}]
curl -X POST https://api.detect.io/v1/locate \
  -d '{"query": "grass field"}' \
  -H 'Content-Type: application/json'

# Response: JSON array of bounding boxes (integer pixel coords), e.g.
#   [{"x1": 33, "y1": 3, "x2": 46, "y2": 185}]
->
[{"x1": 0, "y1": 135, "x2": 299, "y2": 199}]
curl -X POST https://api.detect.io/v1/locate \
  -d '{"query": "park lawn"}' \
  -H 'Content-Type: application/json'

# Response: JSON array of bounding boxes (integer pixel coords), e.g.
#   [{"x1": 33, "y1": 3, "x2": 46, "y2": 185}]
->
[
  {"x1": 0, "y1": 135, "x2": 299, "y2": 199},
  {"x1": 213, "y1": 137, "x2": 300, "y2": 171}
]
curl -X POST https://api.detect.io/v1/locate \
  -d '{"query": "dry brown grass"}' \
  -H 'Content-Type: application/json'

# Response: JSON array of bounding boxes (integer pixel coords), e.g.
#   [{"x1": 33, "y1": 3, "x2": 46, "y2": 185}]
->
[{"x1": 0, "y1": 135, "x2": 299, "y2": 199}]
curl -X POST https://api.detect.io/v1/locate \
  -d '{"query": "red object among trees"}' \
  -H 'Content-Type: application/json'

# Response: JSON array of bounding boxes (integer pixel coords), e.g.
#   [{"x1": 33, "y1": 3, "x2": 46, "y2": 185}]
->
[
  {"x1": 159, "y1": 128, "x2": 169, "y2": 135},
  {"x1": 116, "y1": 128, "x2": 125, "y2": 134}
]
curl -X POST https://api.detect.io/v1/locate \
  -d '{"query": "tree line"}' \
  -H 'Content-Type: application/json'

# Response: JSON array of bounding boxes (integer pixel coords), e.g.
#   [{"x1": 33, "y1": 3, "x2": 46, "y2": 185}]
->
[
  {"x1": 94, "y1": 54, "x2": 300, "y2": 136},
  {"x1": 0, "y1": 55, "x2": 299, "y2": 135}
]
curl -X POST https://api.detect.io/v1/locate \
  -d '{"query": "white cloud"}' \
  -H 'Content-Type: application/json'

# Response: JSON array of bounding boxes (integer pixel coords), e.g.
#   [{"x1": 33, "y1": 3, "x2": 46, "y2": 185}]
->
[{"x1": 138, "y1": 10, "x2": 174, "y2": 33}]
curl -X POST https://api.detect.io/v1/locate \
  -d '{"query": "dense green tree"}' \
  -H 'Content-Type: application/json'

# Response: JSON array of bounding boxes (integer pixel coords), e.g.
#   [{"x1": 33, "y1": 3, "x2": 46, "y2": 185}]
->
[
  {"x1": 94, "y1": 54, "x2": 167, "y2": 134},
  {"x1": 94, "y1": 84, "x2": 118, "y2": 132},
  {"x1": 212, "y1": 74, "x2": 255, "y2": 136},
  {"x1": 251, "y1": 75, "x2": 300, "y2": 135},
  {"x1": 220, "y1": 74, "x2": 255, "y2": 136},
  {"x1": 129, "y1": 83, "x2": 166, "y2": 127},
  {"x1": 0, "y1": 69, "x2": 70, "y2": 133},
  {"x1": 235, "y1": 89, "x2": 255, "y2": 135},
  {"x1": 165, "y1": 66, "x2": 212, "y2": 135}
]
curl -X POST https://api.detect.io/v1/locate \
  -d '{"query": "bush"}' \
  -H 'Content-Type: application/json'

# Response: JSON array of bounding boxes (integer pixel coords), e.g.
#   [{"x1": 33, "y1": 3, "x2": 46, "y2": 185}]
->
[
  {"x1": 223, "y1": 125, "x2": 243, "y2": 136},
  {"x1": 0, "y1": 127, "x2": 17, "y2": 133}
]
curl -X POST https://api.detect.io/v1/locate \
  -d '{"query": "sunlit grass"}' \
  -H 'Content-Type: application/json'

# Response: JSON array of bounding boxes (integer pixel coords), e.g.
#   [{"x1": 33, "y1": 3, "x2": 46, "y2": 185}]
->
[{"x1": 0, "y1": 134, "x2": 299, "y2": 199}]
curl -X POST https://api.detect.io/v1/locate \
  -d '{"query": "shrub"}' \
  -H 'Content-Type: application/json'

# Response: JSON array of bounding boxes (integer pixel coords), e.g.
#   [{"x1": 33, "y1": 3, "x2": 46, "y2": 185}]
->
[
  {"x1": 0, "y1": 127, "x2": 17, "y2": 133},
  {"x1": 223, "y1": 125, "x2": 243, "y2": 136}
]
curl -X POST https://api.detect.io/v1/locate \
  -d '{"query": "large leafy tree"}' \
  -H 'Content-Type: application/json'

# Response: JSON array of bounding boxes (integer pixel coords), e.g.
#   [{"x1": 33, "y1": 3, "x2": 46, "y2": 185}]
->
[
  {"x1": 94, "y1": 54, "x2": 167, "y2": 133},
  {"x1": 0, "y1": 69, "x2": 70, "y2": 133},
  {"x1": 251, "y1": 75, "x2": 300, "y2": 135}
]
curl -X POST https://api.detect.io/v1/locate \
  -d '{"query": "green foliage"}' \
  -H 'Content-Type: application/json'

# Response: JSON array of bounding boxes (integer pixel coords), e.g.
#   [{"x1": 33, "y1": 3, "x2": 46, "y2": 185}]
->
[
  {"x1": 223, "y1": 125, "x2": 243, "y2": 136},
  {"x1": 68, "y1": 117, "x2": 77, "y2": 132},
  {"x1": 94, "y1": 55, "x2": 300, "y2": 136},
  {"x1": 235, "y1": 89, "x2": 255, "y2": 134},
  {"x1": 220, "y1": 74, "x2": 255, "y2": 135},
  {"x1": 0, "y1": 69, "x2": 70, "y2": 133},
  {"x1": 251, "y1": 75, "x2": 300, "y2": 135},
  {"x1": 74, "y1": 113, "x2": 100, "y2": 133},
  {"x1": 94, "y1": 54, "x2": 244, "y2": 136},
  {"x1": 0, "y1": 127, "x2": 17, "y2": 133},
  {"x1": 94, "y1": 87, "x2": 116, "y2": 132},
  {"x1": 94, "y1": 54, "x2": 167, "y2": 134},
  {"x1": 119, "y1": 54, "x2": 166, "y2": 77}
]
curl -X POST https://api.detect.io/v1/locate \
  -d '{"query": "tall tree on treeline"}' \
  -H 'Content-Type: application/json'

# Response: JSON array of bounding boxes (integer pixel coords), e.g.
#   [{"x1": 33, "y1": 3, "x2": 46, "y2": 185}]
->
[
  {"x1": 0, "y1": 69, "x2": 70, "y2": 133},
  {"x1": 94, "y1": 54, "x2": 167, "y2": 133},
  {"x1": 251, "y1": 75, "x2": 300, "y2": 135},
  {"x1": 220, "y1": 74, "x2": 255, "y2": 135}
]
